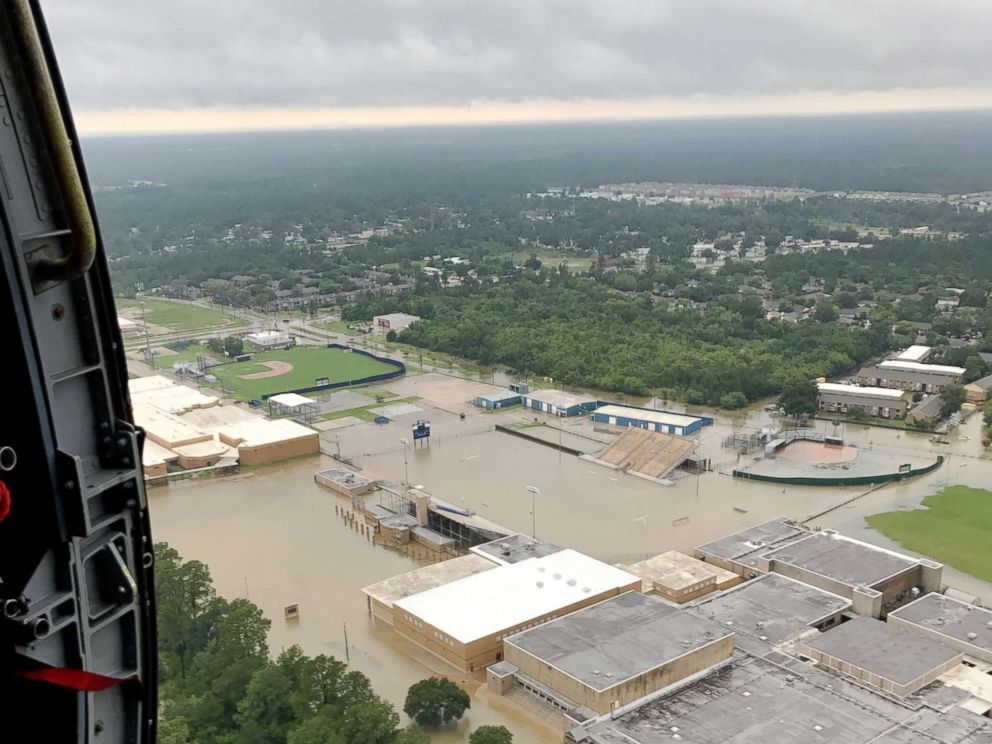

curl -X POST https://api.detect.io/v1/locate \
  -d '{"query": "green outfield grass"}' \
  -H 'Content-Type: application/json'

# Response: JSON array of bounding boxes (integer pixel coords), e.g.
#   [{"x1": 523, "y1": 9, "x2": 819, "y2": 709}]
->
[
  {"x1": 117, "y1": 298, "x2": 236, "y2": 332},
  {"x1": 866, "y1": 486, "x2": 992, "y2": 582},
  {"x1": 209, "y1": 346, "x2": 397, "y2": 400}
]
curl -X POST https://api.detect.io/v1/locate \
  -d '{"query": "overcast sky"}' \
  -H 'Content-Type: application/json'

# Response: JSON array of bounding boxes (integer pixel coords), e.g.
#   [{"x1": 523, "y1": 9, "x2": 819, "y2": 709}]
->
[{"x1": 43, "y1": 0, "x2": 992, "y2": 133}]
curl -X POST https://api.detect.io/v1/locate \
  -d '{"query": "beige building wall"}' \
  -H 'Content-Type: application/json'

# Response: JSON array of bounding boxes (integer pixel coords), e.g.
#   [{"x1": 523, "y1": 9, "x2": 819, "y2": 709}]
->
[
  {"x1": 236, "y1": 433, "x2": 319, "y2": 466},
  {"x1": 395, "y1": 581, "x2": 641, "y2": 672},
  {"x1": 798, "y1": 643, "x2": 962, "y2": 697},
  {"x1": 506, "y1": 635, "x2": 734, "y2": 714}
]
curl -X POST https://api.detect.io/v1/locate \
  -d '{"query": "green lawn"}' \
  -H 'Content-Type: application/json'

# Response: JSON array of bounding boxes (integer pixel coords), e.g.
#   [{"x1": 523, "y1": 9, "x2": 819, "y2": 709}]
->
[
  {"x1": 209, "y1": 346, "x2": 396, "y2": 400},
  {"x1": 866, "y1": 486, "x2": 992, "y2": 582},
  {"x1": 117, "y1": 298, "x2": 236, "y2": 332}
]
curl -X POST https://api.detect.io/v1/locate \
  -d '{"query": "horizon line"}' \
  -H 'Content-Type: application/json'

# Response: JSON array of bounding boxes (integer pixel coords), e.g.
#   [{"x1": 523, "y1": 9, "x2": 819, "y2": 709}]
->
[{"x1": 71, "y1": 88, "x2": 992, "y2": 137}]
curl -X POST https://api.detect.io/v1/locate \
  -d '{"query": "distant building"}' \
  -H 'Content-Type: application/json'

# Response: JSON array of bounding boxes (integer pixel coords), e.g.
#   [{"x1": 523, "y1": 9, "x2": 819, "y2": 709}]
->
[
  {"x1": 907, "y1": 394, "x2": 945, "y2": 426},
  {"x1": 895, "y1": 345, "x2": 933, "y2": 363},
  {"x1": 522, "y1": 389, "x2": 599, "y2": 417},
  {"x1": 591, "y1": 404, "x2": 712, "y2": 436},
  {"x1": 117, "y1": 315, "x2": 140, "y2": 335},
  {"x1": 964, "y1": 373, "x2": 992, "y2": 404},
  {"x1": 857, "y1": 360, "x2": 965, "y2": 393},
  {"x1": 817, "y1": 382, "x2": 907, "y2": 419},
  {"x1": 373, "y1": 312, "x2": 420, "y2": 335},
  {"x1": 473, "y1": 390, "x2": 522, "y2": 410},
  {"x1": 245, "y1": 329, "x2": 294, "y2": 350}
]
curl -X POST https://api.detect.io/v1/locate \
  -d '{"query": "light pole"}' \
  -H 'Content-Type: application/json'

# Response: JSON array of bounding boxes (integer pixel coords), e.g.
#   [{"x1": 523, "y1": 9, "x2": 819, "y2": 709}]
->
[
  {"x1": 526, "y1": 485, "x2": 541, "y2": 538},
  {"x1": 399, "y1": 438, "x2": 410, "y2": 489}
]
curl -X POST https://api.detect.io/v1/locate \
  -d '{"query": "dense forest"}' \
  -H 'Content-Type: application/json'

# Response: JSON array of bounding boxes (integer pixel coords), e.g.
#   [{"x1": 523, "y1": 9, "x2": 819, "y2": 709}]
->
[{"x1": 347, "y1": 273, "x2": 889, "y2": 406}]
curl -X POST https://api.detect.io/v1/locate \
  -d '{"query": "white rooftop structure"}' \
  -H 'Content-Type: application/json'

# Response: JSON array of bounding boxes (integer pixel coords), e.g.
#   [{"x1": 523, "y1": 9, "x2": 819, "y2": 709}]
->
[
  {"x1": 817, "y1": 382, "x2": 906, "y2": 400},
  {"x1": 393, "y1": 549, "x2": 639, "y2": 643},
  {"x1": 594, "y1": 404, "x2": 701, "y2": 428},
  {"x1": 268, "y1": 392, "x2": 314, "y2": 409},
  {"x1": 129, "y1": 375, "x2": 220, "y2": 413},
  {"x1": 246, "y1": 330, "x2": 291, "y2": 347},
  {"x1": 117, "y1": 315, "x2": 139, "y2": 333},
  {"x1": 524, "y1": 389, "x2": 597, "y2": 409},
  {"x1": 877, "y1": 360, "x2": 966, "y2": 376},
  {"x1": 895, "y1": 345, "x2": 932, "y2": 363}
]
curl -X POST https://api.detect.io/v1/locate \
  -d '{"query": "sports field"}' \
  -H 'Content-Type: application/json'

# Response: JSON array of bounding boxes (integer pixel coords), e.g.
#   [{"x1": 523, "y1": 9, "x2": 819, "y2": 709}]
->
[
  {"x1": 866, "y1": 486, "x2": 992, "y2": 582},
  {"x1": 209, "y1": 346, "x2": 396, "y2": 400},
  {"x1": 117, "y1": 298, "x2": 236, "y2": 333}
]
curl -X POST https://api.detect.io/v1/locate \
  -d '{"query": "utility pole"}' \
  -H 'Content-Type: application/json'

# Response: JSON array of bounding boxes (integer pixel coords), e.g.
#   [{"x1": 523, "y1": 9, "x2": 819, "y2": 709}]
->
[
  {"x1": 400, "y1": 438, "x2": 410, "y2": 488},
  {"x1": 526, "y1": 485, "x2": 541, "y2": 538},
  {"x1": 343, "y1": 622, "x2": 350, "y2": 662}
]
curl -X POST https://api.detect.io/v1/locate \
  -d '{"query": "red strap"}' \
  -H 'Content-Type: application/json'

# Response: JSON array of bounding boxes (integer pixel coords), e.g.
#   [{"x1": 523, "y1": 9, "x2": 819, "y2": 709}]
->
[
  {"x1": 18, "y1": 666, "x2": 131, "y2": 692},
  {"x1": 0, "y1": 480, "x2": 10, "y2": 523}
]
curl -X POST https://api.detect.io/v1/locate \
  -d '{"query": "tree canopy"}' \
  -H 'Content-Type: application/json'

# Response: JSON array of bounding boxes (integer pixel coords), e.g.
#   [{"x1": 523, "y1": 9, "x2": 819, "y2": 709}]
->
[{"x1": 403, "y1": 677, "x2": 472, "y2": 728}]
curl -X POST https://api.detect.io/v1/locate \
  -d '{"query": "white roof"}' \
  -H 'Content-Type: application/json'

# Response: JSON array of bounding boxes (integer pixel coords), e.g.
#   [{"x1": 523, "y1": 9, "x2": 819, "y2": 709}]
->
[
  {"x1": 269, "y1": 392, "x2": 313, "y2": 409},
  {"x1": 214, "y1": 418, "x2": 315, "y2": 447},
  {"x1": 895, "y1": 345, "x2": 931, "y2": 362},
  {"x1": 595, "y1": 404, "x2": 700, "y2": 428},
  {"x1": 524, "y1": 389, "x2": 597, "y2": 408},
  {"x1": 374, "y1": 312, "x2": 420, "y2": 324},
  {"x1": 817, "y1": 383, "x2": 905, "y2": 400},
  {"x1": 129, "y1": 376, "x2": 220, "y2": 414},
  {"x1": 117, "y1": 315, "x2": 138, "y2": 330},
  {"x1": 394, "y1": 549, "x2": 639, "y2": 643},
  {"x1": 247, "y1": 330, "x2": 288, "y2": 341},
  {"x1": 877, "y1": 360, "x2": 965, "y2": 376}
]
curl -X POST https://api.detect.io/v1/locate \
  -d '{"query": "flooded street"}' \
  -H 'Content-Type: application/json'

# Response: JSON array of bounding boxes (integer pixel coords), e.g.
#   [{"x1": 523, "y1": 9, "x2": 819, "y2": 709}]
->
[{"x1": 148, "y1": 374, "x2": 992, "y2": 742}]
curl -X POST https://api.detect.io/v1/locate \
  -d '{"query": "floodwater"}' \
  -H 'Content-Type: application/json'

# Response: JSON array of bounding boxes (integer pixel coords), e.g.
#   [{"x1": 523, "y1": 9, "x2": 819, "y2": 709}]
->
[{"x1": 148, "y1": 373, "x2": 992, "y2": 743}]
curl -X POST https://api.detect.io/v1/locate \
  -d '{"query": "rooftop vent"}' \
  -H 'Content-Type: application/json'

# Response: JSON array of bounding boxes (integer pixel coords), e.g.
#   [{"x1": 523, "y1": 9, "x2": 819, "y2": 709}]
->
[
  {"x1": 536, "y1": 581, "x2": 544, "y2": 588},
  {"x1": 582, "y1": 587, "x2": 591, "y2": 593},
  {"x1": 567, "y1": 579, "x2": 577, "y2": 586},
  {"x1": 554, "y1": 573, "x2": 562, "y2": 580},
  {"x1": 967, "y1": 632, "x2": 979, "y2": 640}
]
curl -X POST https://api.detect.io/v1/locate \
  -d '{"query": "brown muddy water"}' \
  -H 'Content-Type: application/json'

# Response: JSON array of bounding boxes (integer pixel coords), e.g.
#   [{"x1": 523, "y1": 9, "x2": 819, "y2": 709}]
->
[{"x1": 148, "y1": 376, "x2": 992, "y2": 742}]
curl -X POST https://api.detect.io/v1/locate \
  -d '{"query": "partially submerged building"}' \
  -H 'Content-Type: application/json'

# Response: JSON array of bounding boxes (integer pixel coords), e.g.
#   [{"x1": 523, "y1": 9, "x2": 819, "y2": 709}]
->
[
  {"x1": 590, "y1": 405, "x2": 711, "y2": 436},
  {"x1": 361, "y1": 554, "x2": 497, "y2": 625},
  {"x1": 392, "y1": 549, "x2": 640, "y2": 671},
  {"x1": 858, "y1": 360, "x2": 965, "y2": 393},
  {"x1": 473, "y1": 390, "x2": 522, "y2": 410},
  {"x1": 314, "y1": 467, "x2": 374, "y2": 498},
  {"x1": 816, "y1": 382, "x2": 907, "y2": 419},
  {"x1": 497, "y1": 592, "x2": 734, "y2": 717},
  {"x1": 521, "y1": 389, "x2": 599, "y2": 417}
]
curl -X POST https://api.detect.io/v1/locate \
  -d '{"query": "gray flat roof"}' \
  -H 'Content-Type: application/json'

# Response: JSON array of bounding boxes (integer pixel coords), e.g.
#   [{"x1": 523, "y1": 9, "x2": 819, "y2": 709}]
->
[
  {"x1": 576, "y1": 654, "x2": 911, "y2": 743},
  {"x1": 763, "y1": 531, "x2": 919, "y2": 587},
  {"x1": 686, "y1": 574, "x2": 850, "y2": 652},
  {"x1": 889, "y1": 593, "x2": 992, "y2": 652},
  {"x1": 471, "y1": 534, "x2": 563, "y2": 565},
  {"x1": 801, "y1": 616, "x2": 961, "y2": 685},
  {"x1": 695, "y1": 517, "x2": 808, "y2": 569},
  {"x1": 506, "y1": 592, "x2": 731, "y2": 691},
  {"x1": 475, "y1": 390, "x2": 521, "y2": 403}
]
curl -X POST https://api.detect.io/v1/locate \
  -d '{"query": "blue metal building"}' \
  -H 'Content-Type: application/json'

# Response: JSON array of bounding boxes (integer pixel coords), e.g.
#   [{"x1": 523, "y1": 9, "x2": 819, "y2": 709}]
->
[
  {"x1": 591, "y1": 404, "x2": 713, "y2": 436},
  {"x1": 473, "y1": 390, "x2": 523, "y2": 410},
  {"x1": 521, "y1": 389, "x2": 600, "y2": 417}
]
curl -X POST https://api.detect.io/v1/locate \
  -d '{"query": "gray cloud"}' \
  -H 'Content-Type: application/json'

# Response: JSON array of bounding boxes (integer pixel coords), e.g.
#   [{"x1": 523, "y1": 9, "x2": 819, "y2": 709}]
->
[{"x1": 42, "y1": 0, "x2": 992, "y2": 110}]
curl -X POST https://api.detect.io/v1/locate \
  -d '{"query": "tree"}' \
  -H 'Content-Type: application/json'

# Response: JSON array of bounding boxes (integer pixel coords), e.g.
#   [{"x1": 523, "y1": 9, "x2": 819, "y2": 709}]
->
[
  {"x1": 395, "y1": 726, "x2": 432, "y2": 744},
  {"x1": 386, "y1": 329, "x2": 398, "y2": 342},
  {"x1": 403, "y1": 678, "x2": 471, "y2": 728},
  {"x1": 523, "y1": 254, "x2": 542, "y2": 271},
  {"x1": 940, "y1": 384, "x2": 966, "y2": 418},
  {"x1": 224, "y1": 335, "x2": 245, "y2": 357},
  {"x1": 814, "y1": 300, "x2": 839, "y2": 322},
  {"x1": 337, "y1": 698, "x2": 399, "y2": 744},
  {"x1": 779, "y1": 377, "x2": 818, "y2": 418},
  {"x1": 154, "y1": 544, "x2": 219, "y2": 680},
  {"x1": 719, "y1": 391, "x2": 747, "y2": 409},
  {"x1": 470, "y1": 725, "x2": 514, "y2": 744}
]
